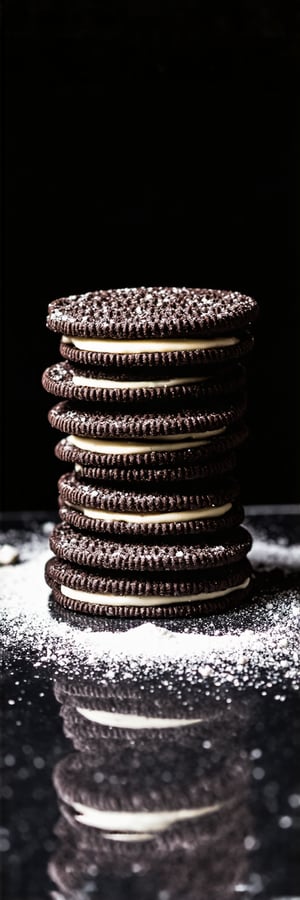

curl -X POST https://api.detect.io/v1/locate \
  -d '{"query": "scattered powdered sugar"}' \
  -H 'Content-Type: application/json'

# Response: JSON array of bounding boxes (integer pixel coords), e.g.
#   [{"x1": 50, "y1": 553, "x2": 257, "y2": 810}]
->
[
  {"x1": 248, "y1": 538, "x2": 300, "y2": 570},
  {"x1": 0, "y1": 544, "x2": 20, "y2": 565},
  {"x1": 1, "y1": 522, "x2": 300, "y2": 691}
]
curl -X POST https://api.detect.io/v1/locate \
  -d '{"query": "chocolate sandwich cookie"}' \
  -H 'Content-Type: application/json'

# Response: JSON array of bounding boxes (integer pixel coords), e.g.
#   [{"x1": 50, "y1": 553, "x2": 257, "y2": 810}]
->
[
  {"x1": 45, "y1": 555, "x2": 252, "y2": 618},
  {"x1": 49, "y1": 818, "x2": 250, "y2": 900},
  {"x1": 54, "y1": 437, "x2": 244, "y2": 483},
  {"x1": 52, "y1": 741, "x2": 249, "y2": 861},
  {"x1": 58, "y1": 700, "x2": 206, "y2": 752},
  {"x1": 46, "y1": 286, "x2": 258, "y2": 368},
  {"x1": 50, "y1": 522, "x2": 252, "y2": 571},
  {"x1": 42, "y1": 360, "x2": 246, "y2": 403},
  {"x1": 58, "y1": 703, "x2": 206, "y2": 752},
  {"x1": 54, "y1": 750, "x2": 227, "y2": 839},
  {"x1": 50, "y1": 784, "x2": 251, "y2": 900},
  {"x1": 48, "y1": 396, "x2": 247, "y2": 470},
  {"x1": 56, "y1": 687, "x2": 211, "y2": 751},
  {"x1": 57, "y1": 472, "x2": 241, "y2": 537},
  {"x1": 53, "y1": 675, "x2": 247, "y2": 750}
]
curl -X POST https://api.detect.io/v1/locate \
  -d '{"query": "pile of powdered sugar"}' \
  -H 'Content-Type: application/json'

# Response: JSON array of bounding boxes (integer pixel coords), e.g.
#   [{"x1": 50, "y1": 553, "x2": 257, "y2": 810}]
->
[{"x1": 1, "y1": 520, "x2": 299, "y2": 691}]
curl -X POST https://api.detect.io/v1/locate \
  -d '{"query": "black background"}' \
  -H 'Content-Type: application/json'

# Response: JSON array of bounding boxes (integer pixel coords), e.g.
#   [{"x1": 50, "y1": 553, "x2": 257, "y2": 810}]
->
[{"x1": 2, "y1": 1, "x2": 299, "y2": 511}]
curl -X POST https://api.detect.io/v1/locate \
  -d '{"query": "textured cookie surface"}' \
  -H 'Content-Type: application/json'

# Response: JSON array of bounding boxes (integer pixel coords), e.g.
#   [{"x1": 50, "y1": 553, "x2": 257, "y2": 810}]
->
[
  {"x1": 55, "y1": 441, "x2": 237, "y2": 483},
  {"x1": 59, "y1": 332, "x2": 254, "y2": 369},
  {"x1": 42, "y1": 360, "x2": 246, "y2": 403},
  {"x1": 48, "y1": 396, "x2": 246, "y2": 439},
  {"x1": 59, "y1": 500, "x2": 244, "y2": 538},
  {"x1": 53, "y1": 742, "x2": 240, "y2": 812},
  {"x1": 54, "y1": 423, "x2": 247, "y2": 472},
  {"x1": 57, "y1": 471, "x2": 241, "y2": 537},
  {"x1": 58, "y1": 471, "x2": 239, "y2": 513},
  {"x1": 53, "y1": 674, "x2": 223, "y2": 714},
  {"x1": 47, "y1": 286, "x2": 258, "y2": 367},
  {"x1": 54, "y1": 675, "x2": 237, "y2": 749},
  {"x1": 53, "y1": 675, "x2": 238, "y2": 746},
  {"x1": 49, "y1": 521, "x2": 252, "y2": 571},
  {"x1": 47, "y1": 286, "x2": 259, "y2": 338},
  {"x1": 45, "y1": 555, "x2": 252, "y2": 618}
]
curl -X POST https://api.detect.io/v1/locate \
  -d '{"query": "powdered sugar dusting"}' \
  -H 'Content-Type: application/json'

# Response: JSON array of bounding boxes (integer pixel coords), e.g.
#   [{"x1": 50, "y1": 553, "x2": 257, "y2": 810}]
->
[
  {"x1": 249, "y1": 537, "x2": 300, "y2": 570},
  {"x1": 1, "y1": 520, "x2": 300, "y2": 692}
]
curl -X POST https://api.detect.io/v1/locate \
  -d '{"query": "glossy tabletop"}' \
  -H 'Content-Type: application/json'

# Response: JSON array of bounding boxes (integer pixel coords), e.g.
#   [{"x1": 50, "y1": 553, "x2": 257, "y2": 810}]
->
[{"x1": 1, "y1": 508, "x2": 300, "y2": 900}]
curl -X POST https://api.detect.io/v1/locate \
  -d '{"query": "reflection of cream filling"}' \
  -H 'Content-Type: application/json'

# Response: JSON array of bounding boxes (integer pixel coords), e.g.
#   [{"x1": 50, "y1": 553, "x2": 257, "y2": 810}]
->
[
  {"x1": 103, "y1": 832, "x2": 156, "y2": 842},
  {"x1": 64, "y1": 500, "x2": 232, "y2": 523},
  {"x1": 72, "y1": 802, "x2": 221, "y2": 833},
  {"x1": 61, "y1": 577, "x2": 250, "y2": 608},
  {"x1": 67, "y1": 426, "x2": 225, "y2": 455},
  {"x1": 76, "y1": 708, "x2": 203, "y2": 729},
  {"x1": 73, "y1": 374, "x2": 210, "y2": 389},
  {"x1": 62, "y1": 335, "x2": 239, "y2": 353}
]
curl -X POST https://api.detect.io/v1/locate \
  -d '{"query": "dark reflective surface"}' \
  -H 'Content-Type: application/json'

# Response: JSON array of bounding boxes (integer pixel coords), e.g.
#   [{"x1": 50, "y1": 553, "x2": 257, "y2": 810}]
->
[{"x1": 1, "y1": 510, "x2": 300, "y2": 900}]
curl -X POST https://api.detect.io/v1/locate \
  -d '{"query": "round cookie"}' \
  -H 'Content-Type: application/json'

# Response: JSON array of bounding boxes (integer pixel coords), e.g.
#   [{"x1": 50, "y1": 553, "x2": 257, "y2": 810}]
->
[
  {"x1": 57, "y1": 471, "x2": 241, "y2": 537},
  {"x1": 56, "y1": 691, "x2": 210, "y2": 751},
  {"x1": 48, "y1": 396, "x2": 247, "y2": 470},
  {"x1": 53, "y1": 674, "x2": 248, "y2": 749},
  {"x1": 51, "y1": 740, "x2": 250, "y2": 864},
  {"x1": 49, "y1": 522, "x2": 252, "y2": 571},
  {"x1": 56, "y1": 696, "x2": 209, "y2": 750},
  {"x1": 42, "y1": 360, "x2": 246, "y2": 403},
  {"x1": 59, "y1": 703, "x2": 206, "y2": 752},
  {"x1": 54, "y1": 428, "x2": 247, "y2": 479},
  {"x1": 49, "y1": 810, "x2": 250, "y2": 900},
  {"x1": 45, "y1": 555, "x2": 253, "y2": 618},
  {"x1": 70, "y1": 449, "x2": 238, "y2": 484},
  {"x1": 53, "y1": 743, "x2": 243, "y2": 826},
  {"x1": 59, "y1": 499, "x2": 244, "y2": 538},
  {"x1": 46, "y1": 286, "x2": 258, "y2": 368}
]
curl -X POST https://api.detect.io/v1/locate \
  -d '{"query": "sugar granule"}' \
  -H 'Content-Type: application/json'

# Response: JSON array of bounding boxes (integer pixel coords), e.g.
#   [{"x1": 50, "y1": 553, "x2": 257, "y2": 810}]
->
[{"x1": 1, "y1": 525, "x2": 299, "y2": 691}]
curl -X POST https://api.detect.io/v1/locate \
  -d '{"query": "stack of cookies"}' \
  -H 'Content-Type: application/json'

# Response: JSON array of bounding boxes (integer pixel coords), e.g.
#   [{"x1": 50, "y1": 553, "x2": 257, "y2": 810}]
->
[{"x1": 42, "y1": 286, "x2": 259, "y2": 618}]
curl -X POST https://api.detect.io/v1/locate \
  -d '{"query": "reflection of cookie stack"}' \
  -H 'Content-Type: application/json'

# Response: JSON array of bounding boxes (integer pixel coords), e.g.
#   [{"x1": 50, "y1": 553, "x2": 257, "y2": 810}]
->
[
  {"x1": 54, "y1": 674, "x2": 227, "y2": 751},
  {"x1": 49, "y1": 675, "x2": 252, "y2": 899},
  {"x1": 42, "y1": 286, "x2": 258, "y2": 617}
]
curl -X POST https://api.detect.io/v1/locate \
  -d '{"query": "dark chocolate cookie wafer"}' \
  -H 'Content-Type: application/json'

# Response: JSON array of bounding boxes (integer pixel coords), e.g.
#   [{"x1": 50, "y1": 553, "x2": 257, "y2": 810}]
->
[
  {"x1": 52, "y1": 739, "x2": 249, "y2": 863},
  {"x1": 59, "y1": 499, "x2": 244, "y2": 539},
  {"x1": 49, "y1": 396, "x2": 246, "y2": 439},
  {"x1": 50, "y1": 521, "x2": 252, "y2": 571},
  {"x1": 45, "y1": 555, "x2": 252, "y2": 618},
  {"x1": 49, "y1": 804, "x2": 250, "y2": 900},
  {"x1": 60, "y1": 333, "x2": 254, "y2": 369},
  {"x1": 57, "y1": 471, "x2": 241, "y2": 537},
  {"x1": 53, "y1": 674, "x2": 248, "y2": 749},
  {"x1": 42, "y1": 360, "x2": 246, "y2": 403},
  {"x1": 55, "y1": 687, "x2": 213, "y2": 751},
  {"x1": 60, "y1": 705, "x2": 206, "y2": 752},
  {"x1": 53, "y1": 743, "x2": 243, "y2": 827},
  {"x1": 46, "y1": 286, "x2": 258, "y2": 368},
  {"x1": 54, "y1": 425, "x2": 247, "y2": 479},
  {"x1": 48, "y1": 396, "x2": 247, "y2": 470},
  {"x1": 71, "y1": 450, "x2": 238, "y2": 484}
]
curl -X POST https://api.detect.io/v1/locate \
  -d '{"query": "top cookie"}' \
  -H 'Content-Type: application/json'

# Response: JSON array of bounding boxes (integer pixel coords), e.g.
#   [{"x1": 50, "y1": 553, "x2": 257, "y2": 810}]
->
[
  {"x1": 46, "y1": 287, "x2": 258, "y2": 368},
  {"x1": 47, "y1": 287, "x2": 258, "y2": 339}
]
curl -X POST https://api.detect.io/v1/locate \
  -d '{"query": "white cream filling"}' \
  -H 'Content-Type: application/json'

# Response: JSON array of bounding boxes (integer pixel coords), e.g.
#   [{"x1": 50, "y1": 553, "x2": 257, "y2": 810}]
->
[
  {"x1": 76, "y1": 708, "x2": 203, "y2": 729},
  {"x1": 62, "y1": 335, "x2": 239, "y2": 353},
  {"x1": 61, "y1": 576, "x2": 250, "y2": 608},
  {"x1": 73, "y1": 802, "x2": 221, "y2": 833},
  {"x1": 65, "y1": 500, "x2": 232, "y2": 523},
  {"x1": 67, "y1": 425, "x2": 225, "y2": 455},
  {"x1": 73, "y1": 374, "x2": 209, "y2": 389}
]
